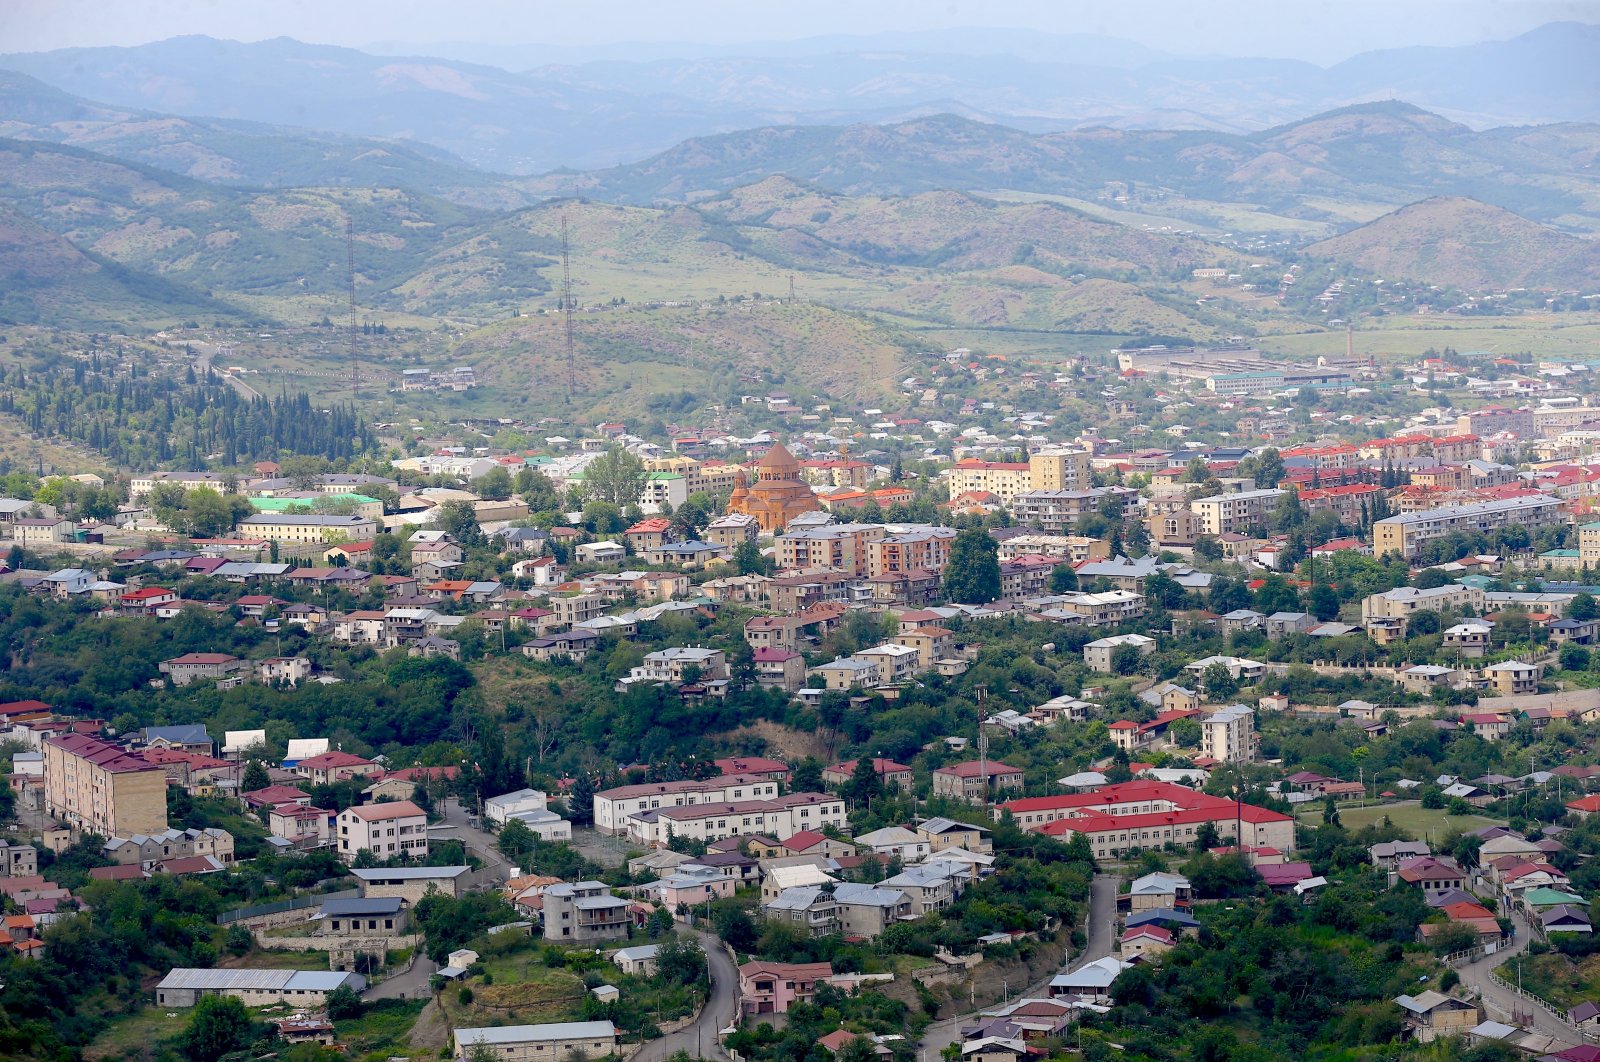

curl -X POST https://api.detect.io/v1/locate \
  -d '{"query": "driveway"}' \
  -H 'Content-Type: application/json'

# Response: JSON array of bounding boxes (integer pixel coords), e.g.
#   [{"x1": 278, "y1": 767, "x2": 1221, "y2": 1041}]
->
[
  {"x1": 365, "y1": 953, "x2": 439, "y2": 1001},
  {"x1": 918, "y1": 871, "x2": 1119, "y2": 1058},
  {"x1": 633, "y1": 931, "x2": 738, "y2": 1062}
]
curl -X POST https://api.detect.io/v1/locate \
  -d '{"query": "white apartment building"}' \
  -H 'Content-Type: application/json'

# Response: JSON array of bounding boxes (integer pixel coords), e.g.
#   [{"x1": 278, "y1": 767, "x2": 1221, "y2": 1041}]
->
[
  {"x1": 592, "y1": 775, "x2": 781, "y2": 835},
  {"x1": 1188, "y1": 489, "x2": 1286, "y2": 536},
  {"x1": 1360, "y1": 584, "x2": 1484, "y2": 622},
  {"x1": 623, "y1": 792, "x2": 846, "y2": 847},
  {"x1": 852, "y1": 643, "x2": 921, "y2": 683},
  {"x1": 1200, "y1": 705, "x2": 1255, "y2": 765},
  {"x1": 336, "y1": 800, "x2": 428, "y2": 864},
  {"x1": 626, "y1": 647, "x2": 727, "y2": 685}
]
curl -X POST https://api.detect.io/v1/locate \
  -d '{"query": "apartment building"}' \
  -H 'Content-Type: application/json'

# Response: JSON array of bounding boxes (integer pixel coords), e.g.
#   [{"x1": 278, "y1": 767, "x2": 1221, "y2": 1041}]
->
[
  {"x1": 43, "y1": 733, "x2": 169, "y2": 837},
  {"x1": 1577, "y1": 520, "x2": 1600, "y2": 565},
  {"x1": 1200, "y1": 705, "x2": 1256, "y2": 765},
  {"x1": 549, "y1": 593, "x2": 608, "y2": 627},
  {"x1": 1360, "y1": 584, "x2": 1484, "y2": 622},
  {"x1": 1044, "y1": 590, "x2": 1146, "y2": 626},
  {"x1": 1295, "y1": 483, "x2": 1385, "y2": 524},
  {"x1": 946, "y1": 449, "x2": 1091, "y2": 504},
  {"x1": 335, "y1": 800, "x2": 428, "y2": 864},
  {"x1": 592, "y1": 775, "x2": 782, "y2": 835},
  {"x1": 995, "y1": 534, "x2": 1109, "y2": 563},
  {"x1": 866, "y1": 527, "x2": 956, "y2": 577},
  {"x1": 1011, "y1": 488, "x2": 1135, "y2": 532},
  {"x1": 776, "y1": 524, "x2": 885, "y2": 576},
  {"x1": 129, "y1": 471, "x2": 233, "y2": 499},
  {"x1": 622, "y1": 792, "x2": 846, "y2": 847},
  {"x1": 931, "y1": 761, "x2": 1025, "y2": 803},
  {"x1": 1188, "y1": 489, "x2": 1286, "y2": 535},
  {"x1": 1372, "y1": 494, "x2": 1566, "y2": 559},
  {"x1": 626, "y1": 647, "x2": 727, "y2": 685},
  {"x1": 1000, "y1": 781, "x2": 1297, "y2": 860},
  {"x1": 239, "y1": 514, "x2": 377, "y2": 544}
]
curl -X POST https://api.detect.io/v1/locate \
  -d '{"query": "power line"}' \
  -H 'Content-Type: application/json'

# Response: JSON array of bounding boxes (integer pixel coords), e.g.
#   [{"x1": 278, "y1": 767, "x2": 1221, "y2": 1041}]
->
[
  {"x1": 562, "y1": 215, "x2": 575, "y2": 405},
  {"x1": 346, "y1": 217, "x2": 359, "y2": 398}
]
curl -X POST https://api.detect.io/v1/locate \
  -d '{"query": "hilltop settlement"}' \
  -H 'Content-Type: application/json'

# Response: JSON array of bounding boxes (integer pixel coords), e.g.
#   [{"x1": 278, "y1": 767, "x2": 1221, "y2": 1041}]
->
[{"x1": 17, "y1": 340, "x2": 1600, "y2": 1062}]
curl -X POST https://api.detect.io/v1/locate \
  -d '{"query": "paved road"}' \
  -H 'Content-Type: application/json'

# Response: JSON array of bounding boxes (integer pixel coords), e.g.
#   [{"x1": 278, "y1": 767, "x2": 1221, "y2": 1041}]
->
[
  {"x1": 437, "y1": 798, "x2": 509, "y2": 890},
  {"x1": 190, "y1": 340, "x2": 263, "y2": 401},
  {"x1": 365, "y1": 953, "x2": 439, "y2": 1001},
  {"x1": 633, "y1": 932, "x2": 738, "y2": 1062},
  {"x1": 918, "y1": 871, "x2": 1120, "y2": 1059},
  {"x1": 1457, "y1": 907, "x2": 1584, "y2": 1043}
]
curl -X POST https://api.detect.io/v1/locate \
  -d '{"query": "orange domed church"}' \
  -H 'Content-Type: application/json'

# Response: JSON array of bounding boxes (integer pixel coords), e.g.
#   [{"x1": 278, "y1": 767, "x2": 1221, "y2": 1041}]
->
[{"x1": 727, "y1": 442, "x2": 819, "y2": 533}]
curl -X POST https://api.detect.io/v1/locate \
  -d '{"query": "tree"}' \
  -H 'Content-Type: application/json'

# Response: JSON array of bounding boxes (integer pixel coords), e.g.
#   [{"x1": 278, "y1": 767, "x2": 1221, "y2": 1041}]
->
[
  {"x1": 656, "y1": 935, "x2": 707, "y2": 986},
  {"x1": 517, "y1": 469, "x2": 564, "y2": 513},
  {"x1": 473, "y1": 466, "x2": 514, "y2": 501},
  {"x1": 582, "y1": 501, "x2": 625, "y2": 535},
  {"x1": 1572, "y1": 592, "x2": 1599, "y2": 621},
  {"x1": 734, "y1": 539, "x2": 772, "y2": 576},
  {"x1": 1321, "y1": 795, "x2": 1341, "y2": 825},
  {"x1": 943, "y1": 527, "x2": 1001, "y2": 604},
  {"x1": 843, "y1": 756, "x2": 885, "y2": 808},
  {"x1": 325, "y1": 984, "x2": 364, "y2": 1020},
  {"x1": 434, "y1": 500, "x2": 483, "y2": 545},
  {"x1": 241, "y1": 759, "x2": 271, "y2": 793},
  {"x1": 584, "y1": 446, "x2": 647, "y2": 506},
  {"x1": 498, "y1": 818, "x2": 537, "y2": 864},
  {"x1": 1560, "y1": 643, "x2": 1591, "y2": 672},
  {"x1": 1308, "y1": 583, "x2": 1340, "y2": 621},
  {"x1": 791, "y1": 758, "x2": 824, "y2": 792},
  {"x1": 1168, "y1": 718, "x2": 1202, "y2": 747},
  {"x1": 1253, "y1": 448, "x2": 1284, "y2": 489},
  {"x1": 1253, "y1": 575, "x2": 1300, "y2": 615},
  {"x1": 1407, "y1": 609, "x2": 1442, "y2": 637},
  {"x1": 568, "y1": 773, "x2": 595, "y2": 827},
  {"x1": 1202, "y1": 663, "x2": 1238, "y2": 701},
  {"x1": 179, "y1": 995, "x2": 255, "y2": 1062},
  {"x1": 1110, "y1": 643, "x2": 1145, "y2": 675},
  {"x1": 1049, "y1": 563, "x2": 1078, "y2": 593},
  {"x1": 1193, "y1": 536, "x2": 1223, "y2": 561}
]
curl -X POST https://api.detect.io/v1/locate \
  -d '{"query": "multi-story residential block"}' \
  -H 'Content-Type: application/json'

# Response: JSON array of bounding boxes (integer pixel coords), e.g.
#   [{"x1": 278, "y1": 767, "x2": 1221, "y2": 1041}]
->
[
  {"x1": 625, "y1": 647, "x2": 728, "y2": 685},
  {"x1": 1372, "y1": 494, "x2": 1566, "y2": 559},
  {"x1": 158, "y1": 653, "x2": 249, "y2": 686},
  {"x1": 549, "y1": 593, "x2": 609, "y2": 627},
  {"x1": 622, "y1": 792, "x2": 846, "y2": 847},
  {"x1": 129, "y1": 471, "x2": 234, "y2": 499},
  {"x1": 776, "y1": 524, "x2": 885, "y2": 576},
  {"x1": 238, "y1": 514, "x2": 377, "y2": 544},
  {"x1": 1295, "y1": 483, "x2": 1385, "y2": 523},
  {"x1": 335, "y1": 800, "x2": 428, "y2": 864},
  {"x1": 1010, "y1": 488, "x2": 1136, "y2": 532},
  {"x1": 891, "y1": 626, "x2": 955, "y2": 669},
  {"x1": 44, "y1": 733, "x2": 168, "y2": 836},
  {"x1": 1042, "y1": 590, "x2": 1146, "y2": 626},
  {"x1": 592, "y1": 775, "x2": 782, "y2": 835},
  {"x1": 995, "y1": 534, "x2": 1109, "y2": 563},
  {"x1": 866, "y1": 527, "x2": 956, "y2": 578},
  {"x1": 852, "y1": 643, "x2": 921, "y2": 684},
  {"x1": 1188, "y1": 489, "x2": 1286, "y2": 536},
  {"x1": 947, "y1": 460, "x2": 1031, "y2": 504},
  {"x1": 1361, "y1": 584, "x2": 1484, "y2": 621},
  {"x1": 1146, "y1": 507, "x2": 1203, "y2": 548},
  {"x1": 703, "y1": 512, "x2": 760, "y2": 549},
  {"x1": 931, "y1": 761, "x2": 1025, "y2": 803},
  {"x1": 1200, "y1": 705, "x2": 1256, "y2": 764}
]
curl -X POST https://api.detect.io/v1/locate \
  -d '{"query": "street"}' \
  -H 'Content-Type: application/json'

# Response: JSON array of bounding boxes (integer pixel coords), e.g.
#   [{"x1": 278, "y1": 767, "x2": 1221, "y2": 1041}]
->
[
  {"x1": 1456, "y1": 908, "x2": 1583, "y2": 1043},
  {"x1": 365, "y1": 952, "x2": 439, "y2": 1001},
  {"x1": 632, "y1": 932, "x2": 739, "y2": 1062},
  {"x1": 918, "y1": 871, "x2": 1119, "y2": 1059},
  {"x1": 436, "y1": 797, "x2": 509, "y2": 890}
]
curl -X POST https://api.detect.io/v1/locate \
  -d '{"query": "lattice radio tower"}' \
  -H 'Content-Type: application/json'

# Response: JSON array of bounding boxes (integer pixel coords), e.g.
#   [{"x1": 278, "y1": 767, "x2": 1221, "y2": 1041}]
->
[
  {"x1": 562, "y1": 215, "x2": 576, "y2": 404},
  {"x1": 346, "y1": 217, "x2": 360, "y2": 398}
]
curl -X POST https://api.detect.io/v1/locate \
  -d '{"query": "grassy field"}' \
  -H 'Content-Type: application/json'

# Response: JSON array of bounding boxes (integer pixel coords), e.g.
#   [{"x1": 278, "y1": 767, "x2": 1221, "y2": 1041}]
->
[
  {"x1": 1296, "y1": 799, "x2": 1504, "y2": 841},
  {"x1": 334, "y1": 997, "x2": 427, "y2": 1057},
  {"x1": 1264, "y1": 312, "x2": 1600, "y2": 361},
  {"x1": 1497, "y1": 951, "x2": 1600, "y2": 1011}
]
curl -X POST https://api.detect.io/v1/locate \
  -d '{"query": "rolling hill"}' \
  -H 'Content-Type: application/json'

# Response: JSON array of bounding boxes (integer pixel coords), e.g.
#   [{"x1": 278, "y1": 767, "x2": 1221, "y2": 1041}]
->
[
  {"x1": 1303, "y1": 196, "x2": 1600, "y2": 291},
  {"x1": 517, "y1": 104, "x2": 1600, "y2": 232}
]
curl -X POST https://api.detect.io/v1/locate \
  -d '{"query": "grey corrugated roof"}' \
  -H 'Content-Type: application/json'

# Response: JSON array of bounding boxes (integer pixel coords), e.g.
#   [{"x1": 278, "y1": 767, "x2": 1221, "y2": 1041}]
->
[
  {"x1": 318, "y1": 896, "x2": 405, "y2": 917},
  {"x1": 456, "y1": 1022, "x2": 617, "y2": 1046}
]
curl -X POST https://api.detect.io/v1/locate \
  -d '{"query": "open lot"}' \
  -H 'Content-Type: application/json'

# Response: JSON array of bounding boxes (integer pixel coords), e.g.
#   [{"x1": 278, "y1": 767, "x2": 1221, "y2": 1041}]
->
[{"x1": 1297, "y1": 799, "x2": 1504, "y2": 841}]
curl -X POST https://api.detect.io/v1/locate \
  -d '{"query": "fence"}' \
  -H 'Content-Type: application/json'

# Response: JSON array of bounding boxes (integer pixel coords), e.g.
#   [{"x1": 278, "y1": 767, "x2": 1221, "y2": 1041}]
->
[
  {"x1": 218, "y1": 888, "x2": 360, "y2": 925},
  {"x1": 1488, "y1": 967, "x2": 1584, "y2": 1035}
]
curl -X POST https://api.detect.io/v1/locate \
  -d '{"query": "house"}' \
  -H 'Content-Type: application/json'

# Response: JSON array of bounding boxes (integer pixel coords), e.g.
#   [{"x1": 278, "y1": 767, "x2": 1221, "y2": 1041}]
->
[
  {"x1": 485, "y1": 788, "x2": 549, "y2": 825},
  {"x1": 1083, "y1": 634, "x2": 1155, "y2": 673},
  {"x1": 932, "y1": 762, "x2": 1024, "y2": 803},
  {"x1": 350, "y1": 865, "x2": 469, "y2": 905},
  {"x1": 1482, "y1": 660, "x2": 1541, "y2": 697},
  {"x1": 752, "y1": 648, "x2": 807, "y2": 691},
  {"x1": 295, "y1": 751, "x2": 378, "y2": 786},
  {"x1": 158, "y1": 653, "x2": 248, "y2": 687},
  {"x1": 611, "y1": 944, "x2": 660, "y2": 977},
  {"x1": 1048, "y1": 956, "x2": 1132, "y2": 1001},
  {"x1": 575, "y1": 541, "x2": 626, "y2": 564},
  {"x1": 141, "y1": 724, "x2": 215, "y2": 756},
  {"x1": 918, "y1": 817, "x2": 993, "y2": 854},
  {"x1": 1462, "y1": 713, "x2": 1513, "y2": 741},
  {"x1": 854, "y1": 826, "x2": 931, "y2": 862},
  {"x1": 1124, "y1": 872, "x2": 1191, "y2": 912},
  {"x1": 453, "y1": 1021, "x2": 619, "y2": 1062},
  {"x1": 1397, "y1": 857, "x2": 1468, "y2": 900},
  {"x1": 739, "y1": 960, "x2": 834, "y2": 1016},
  {"x1": 335, "y1": 801, "x2": 428, "y2": 864},
  {"x1": 1443, "y1": 620, "x2": 1494, "y2": 658},
  {"x1": 542, "y1": 881, "x2": 630, "y2": 943},
  {"x1": 522, "y1": 629, "x2": 601, "y2": 663},
  {"x1": 1394, "y1": 991, "x2": 1481, "y2": 1043},
  {"x1": 1120, "y1": 923, "x2": 1176, "y2": 960},
  {"x1": 314, "y1": 895, "x2": 408, "y2": 937}
]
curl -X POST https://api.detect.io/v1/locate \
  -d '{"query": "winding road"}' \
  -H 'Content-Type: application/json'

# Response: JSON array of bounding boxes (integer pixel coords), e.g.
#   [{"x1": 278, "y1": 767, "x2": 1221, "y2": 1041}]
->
[
  {"x1": 918, "y1": 871, "x2": 1120, "y2": 1059},
  {"x1": 1455, "y1": 906, "x2": 1584, "y2": 1043},
  {"x1": 632, "y1": 932, "x2": 739, "y2": 1062}
]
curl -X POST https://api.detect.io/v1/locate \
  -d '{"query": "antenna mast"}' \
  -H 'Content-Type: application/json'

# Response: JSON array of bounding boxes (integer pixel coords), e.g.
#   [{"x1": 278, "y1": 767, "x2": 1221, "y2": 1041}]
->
[
  {"x1": 562, "y1": 215, "x2": 575, "y2": 404},
  {"x1": 346, "y1": 217, "x2": 359, "y2": 398}
]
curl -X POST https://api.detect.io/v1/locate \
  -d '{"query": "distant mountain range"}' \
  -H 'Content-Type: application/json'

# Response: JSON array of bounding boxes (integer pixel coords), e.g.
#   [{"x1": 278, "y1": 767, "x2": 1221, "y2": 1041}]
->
[{"x1": 2, "y1": 25, "x2": 1598, "y2": 172}]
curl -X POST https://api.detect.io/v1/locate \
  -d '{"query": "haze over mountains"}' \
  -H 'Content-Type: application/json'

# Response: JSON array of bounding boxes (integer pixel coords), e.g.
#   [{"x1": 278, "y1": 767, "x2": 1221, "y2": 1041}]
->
[{"x1": 3, "y1": 25, "x2": 1599, "y2": 172}]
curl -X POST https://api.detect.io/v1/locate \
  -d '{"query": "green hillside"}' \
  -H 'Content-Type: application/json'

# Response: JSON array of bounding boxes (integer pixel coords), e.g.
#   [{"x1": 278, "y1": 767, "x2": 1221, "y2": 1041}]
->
[{"x1": 1304, "y1": 196, "x2": 1600, "y2": 290}]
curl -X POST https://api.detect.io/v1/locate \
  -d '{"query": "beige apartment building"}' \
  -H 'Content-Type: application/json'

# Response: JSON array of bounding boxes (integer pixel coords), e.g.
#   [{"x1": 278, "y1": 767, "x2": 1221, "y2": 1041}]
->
[
  {"x1": 776, "y1": 524, "x2": 885, "y2": 576},
  {"x1": 44, "y1": 733, "x2": 168, "y2": 837},
  {"x1": 1200, "y1": 705, "x2": 1255, "y2": 765},
  {"x1": 1372, "y1": 494, "x2": 1566, "y2": 559},
  {"x1": 549, "y1": 593, "x2": 608, "y2": 627},
  {"x1": 239, "y1": 514, "x2": 377, "y2": 544},
  {"x1": 1188, "y1": 489, "x2": 1286, "y2": 536},
  {"x1": 946, "y1": 449, "x2": 1091, "y2": 505}
]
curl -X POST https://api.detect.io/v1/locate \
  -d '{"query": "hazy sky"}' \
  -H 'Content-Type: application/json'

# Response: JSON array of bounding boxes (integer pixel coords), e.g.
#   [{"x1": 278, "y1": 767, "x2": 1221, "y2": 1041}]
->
[{"x1": 0, "y1": 0, "x2": 1591, "y2": 64}]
